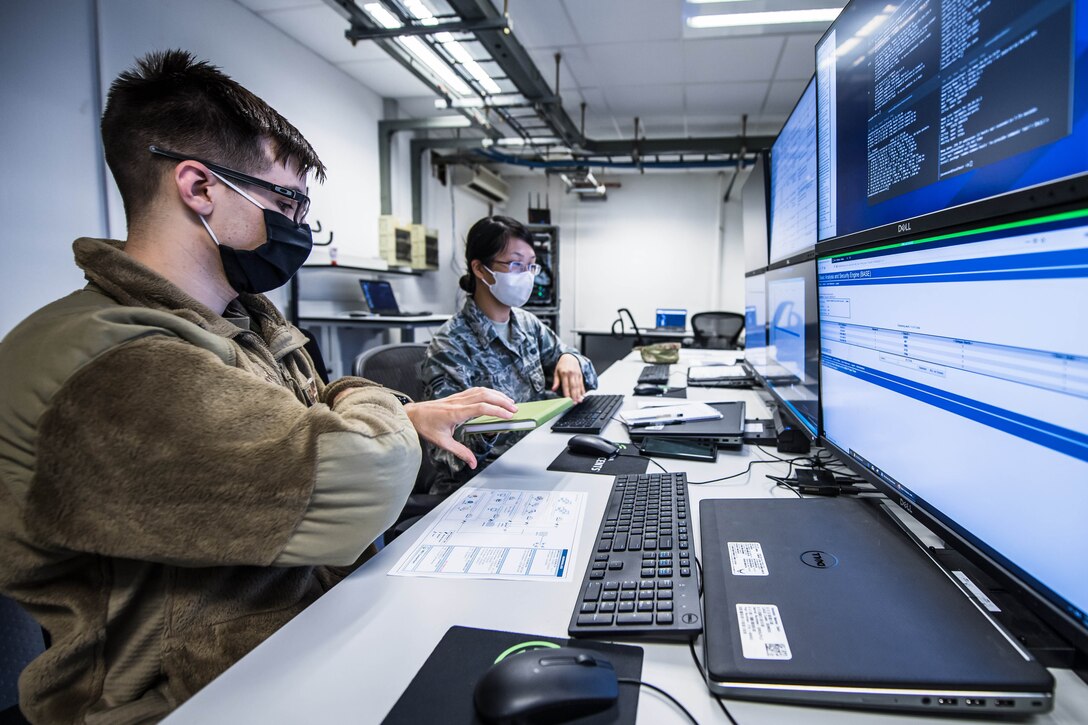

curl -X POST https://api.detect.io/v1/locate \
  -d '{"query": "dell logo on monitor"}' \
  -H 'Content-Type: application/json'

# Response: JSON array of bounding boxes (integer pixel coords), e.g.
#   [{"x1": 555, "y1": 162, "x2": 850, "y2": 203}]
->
[
  {"x1": 898, "y1": 222, "x2": 912, "y2": 233},
  {"x1": 801, "y1": 550, "x2": 839, "y2": 569}
]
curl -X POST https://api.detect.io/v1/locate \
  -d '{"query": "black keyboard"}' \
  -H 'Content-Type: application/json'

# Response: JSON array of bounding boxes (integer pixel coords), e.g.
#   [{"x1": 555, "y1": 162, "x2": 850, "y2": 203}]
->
[
  {"x1": 637, "y1": 364, "x2": 670, "y2": 385},
  {"x1": 550, "y1": 394, "x2": 624, "y2": 434},
  {"x1": 568, "y1": 472, "x2": 701, "y2": 640}
]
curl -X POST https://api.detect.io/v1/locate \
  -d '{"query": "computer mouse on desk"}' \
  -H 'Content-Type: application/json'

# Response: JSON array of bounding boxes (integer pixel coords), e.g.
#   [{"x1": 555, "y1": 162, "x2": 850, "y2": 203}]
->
[
  {"x1": 473, "y1": 646, "x2": 619, "y2": 725},
  {"x1": 633, "y1": 383, "x2": 666, "y2": 396},
  {"x1": 566, "y1": 434, "x2": 620, "y2": 458}
]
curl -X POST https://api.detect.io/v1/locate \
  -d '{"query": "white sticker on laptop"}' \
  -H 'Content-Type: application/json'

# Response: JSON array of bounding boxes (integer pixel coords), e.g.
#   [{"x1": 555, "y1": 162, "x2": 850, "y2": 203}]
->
[
  {"x1": 728, "y1": 542, "x2": 769, "y2": 576},
  {"x1": 736, "y1": 604, "x2": 793, "y2": 660}
]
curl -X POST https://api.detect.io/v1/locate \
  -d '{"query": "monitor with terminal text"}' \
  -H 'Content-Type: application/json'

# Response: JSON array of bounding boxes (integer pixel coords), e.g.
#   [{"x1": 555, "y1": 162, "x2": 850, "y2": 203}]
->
[
  {"x1": 818, "y1": 205, "x2": 1088, "y2": 660},
  {"x1": 816, "y1": 0, "x2": 1088, "y2": 247}
]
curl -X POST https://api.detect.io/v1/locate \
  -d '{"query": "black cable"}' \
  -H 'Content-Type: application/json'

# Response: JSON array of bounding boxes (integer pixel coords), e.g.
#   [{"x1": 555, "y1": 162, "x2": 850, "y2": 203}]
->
[
  {"x1": 687, "y1": 458, "x2": 783, "y2": 485},
  {"x1": 617, "y1": 678, "x2": 699, "y2": 725},
  {"x1": 695, "y1": 556, "x2": 704, "y2": 596},
  {"x1": 688, "y1": 639, "x2": 740, "y2": 725},
  {"x1": 616, "y1": 452, "x2": 672, "y2": 474}
]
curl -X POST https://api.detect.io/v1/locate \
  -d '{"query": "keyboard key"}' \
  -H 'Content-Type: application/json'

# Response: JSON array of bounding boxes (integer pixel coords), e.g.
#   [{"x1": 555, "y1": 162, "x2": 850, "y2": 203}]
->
[
  {"x1": 580, "y1": 602, "x2": 597, "y2": 613},
  {"x1": 604, "y1": 582, "x2": 620, "y2": 591},
  {"x1": 577, "y1": 613, "x2": 614, "y2": 626},
  {"x1": 607, "y1": 561, "x2": 624, "y2": 570},
  {"x1": 637, "y1": 601, "x2": 654, "y2": 612},
  {"x1": 657, "y1": 601, "x2": 674, "y2": 612},
  {"x1": 617, "y1": 612, "x2": 654, "y2": 625},
  {"x1": 584, "y1": 582, "x2": 602, "y2": 601},
  {"x1": 620, "y1": 591, "x2": 636, "y2": 601},
  {"x1": 618, "y1": 602, "x2": 635, "y2": 613},
  {"x1": 656, "y1": 613, "x2": 674, "y2": 625},
  {"x1": 680, "y1": 568, "x2": 691, "y2": 577},
  {"x1": 638, "y1": 591, "x2": 654, "y2": 601},
  {"x1": 600, "y1": 601, "x2": 616, "y2": 613},
  {"x1": 602, "y1": 591, "x2": 618, "y2": 602}
]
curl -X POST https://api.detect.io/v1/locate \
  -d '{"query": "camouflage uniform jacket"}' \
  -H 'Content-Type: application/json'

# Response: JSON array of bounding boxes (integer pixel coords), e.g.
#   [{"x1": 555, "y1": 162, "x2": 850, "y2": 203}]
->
[{"x1": 421, "y1": 297, "x2": 598, "y2": 494}]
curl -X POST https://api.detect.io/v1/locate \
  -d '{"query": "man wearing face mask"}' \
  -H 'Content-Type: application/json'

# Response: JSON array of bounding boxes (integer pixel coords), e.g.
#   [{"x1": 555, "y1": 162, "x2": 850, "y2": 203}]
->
[
  {"x1": 421, "y1": 215, "x2": 599, "y2": 495},
  {"x1": 0, "y1": 50, "x2": 517, "y2": 723}
]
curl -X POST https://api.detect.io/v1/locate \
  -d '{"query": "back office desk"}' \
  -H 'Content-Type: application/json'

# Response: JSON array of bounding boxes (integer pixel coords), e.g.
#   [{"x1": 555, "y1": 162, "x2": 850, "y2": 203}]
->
[{"x1": 166, "y1": 350, "x2": 1088, "y2": 724}]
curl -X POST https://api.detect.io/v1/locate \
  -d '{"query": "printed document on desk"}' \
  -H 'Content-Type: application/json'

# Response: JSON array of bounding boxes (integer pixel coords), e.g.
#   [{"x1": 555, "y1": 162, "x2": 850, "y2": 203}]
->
[
  {"x1": 388, "y1": 488, "x2": 586, "y2": 581},
  {"x1": 618, "y1": 401, "x2": 723, "y2": 425},
  {"x1": 687, "y1": 364, "x2": 749, "y2": 381}
]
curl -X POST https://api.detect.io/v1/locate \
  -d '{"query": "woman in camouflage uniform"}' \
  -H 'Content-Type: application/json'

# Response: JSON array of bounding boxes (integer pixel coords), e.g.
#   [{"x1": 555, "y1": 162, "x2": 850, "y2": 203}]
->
[{"x1": 421, "y1": 216, "x2": 598, "y2": 494}]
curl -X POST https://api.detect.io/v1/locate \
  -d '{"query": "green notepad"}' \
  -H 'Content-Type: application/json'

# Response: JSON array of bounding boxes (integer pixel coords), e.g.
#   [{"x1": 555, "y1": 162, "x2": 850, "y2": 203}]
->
[{"x1": 460, "y1": 397, "x2": 574, "y2": 434}]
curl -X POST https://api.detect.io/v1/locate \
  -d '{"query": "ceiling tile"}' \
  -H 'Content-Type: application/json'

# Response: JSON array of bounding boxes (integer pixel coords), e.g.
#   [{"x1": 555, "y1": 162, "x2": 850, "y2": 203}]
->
[
  {"x1": 235, "y1": 0, "x2": 324, "y2": 13},
  {"x1": 585, "y1": 41, "x2": 684, "y2": 87},
  {"x1": 762, "y1": 77, "x2": 811, "y2": 115},
  {"x1": 560, "y1": 0, "x2": 682, "y2": 44},
  {"x1": 259, "y1": 6, "x2": 386, "y2": 65},
  {"x1": 338, "y1": 59, "x2": 434, "y2": 98},
  {"x1": 683, "y1": 36, "x2": 784, "y2": 84},
  {"x1": 527, "y1": 47, "x2": 587, "y2": 92},
  {"x1": 685, "y1": 82, "x2": 767, "y2": 115},
  {"x1": 776, "y1": 33, "x2": 821, "y2": 81},
  {"x1": 603, "y1": 84, "x2": 684, "y2": 117},
  {"x1": 507, "y1": 2, "x2": 581, "y2": 48}
]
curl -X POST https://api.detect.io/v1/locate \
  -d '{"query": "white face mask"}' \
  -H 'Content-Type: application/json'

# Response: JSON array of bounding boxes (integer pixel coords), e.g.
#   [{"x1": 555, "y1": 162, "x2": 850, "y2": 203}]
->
[{"x1": 483, "y1": 267, "x2": 535, "y2": 308}]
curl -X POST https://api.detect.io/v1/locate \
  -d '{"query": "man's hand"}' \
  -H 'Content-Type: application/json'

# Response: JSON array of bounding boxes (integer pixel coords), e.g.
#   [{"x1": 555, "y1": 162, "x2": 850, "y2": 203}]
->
[
  {"x1": 403, "y1": 387, "x2": 517, "y2": 469},
  {"x1": 551, "y1": 353, "x2": 587, "y2": 403}
]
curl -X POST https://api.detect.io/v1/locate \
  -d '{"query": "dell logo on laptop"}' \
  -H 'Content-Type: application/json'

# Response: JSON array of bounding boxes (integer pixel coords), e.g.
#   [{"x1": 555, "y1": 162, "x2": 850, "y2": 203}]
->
[{"x1": 801, "y1": 550, "x2": 839, "y2": 569}]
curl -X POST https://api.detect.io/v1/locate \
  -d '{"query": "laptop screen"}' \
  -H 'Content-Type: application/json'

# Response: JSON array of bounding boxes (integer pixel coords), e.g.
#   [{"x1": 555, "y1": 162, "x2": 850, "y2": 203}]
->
[
  {"x1": 655, "y1": 308, "x2": 687, "y2": 329},
  {"x1": 359, "y1": 280, "x2": 399, "y2": 314}
]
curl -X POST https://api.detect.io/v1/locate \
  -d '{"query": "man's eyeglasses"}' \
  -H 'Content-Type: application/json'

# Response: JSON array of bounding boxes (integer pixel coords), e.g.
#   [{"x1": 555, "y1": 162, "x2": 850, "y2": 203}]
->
[
  {"x1": 149, "y1": 145, "x2": 311, "y2": 225},
  {"x1": 492, "y1": 260, "x2": 541, "y2": 276}
]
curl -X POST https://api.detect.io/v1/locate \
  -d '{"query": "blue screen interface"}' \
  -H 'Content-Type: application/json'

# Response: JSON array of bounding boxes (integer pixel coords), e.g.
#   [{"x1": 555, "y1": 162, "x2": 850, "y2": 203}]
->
[
  {"x1": 818, "y1": 207, "x2": 1088, "y2": 635},
  {"x1": 817, "y1": 0, "x2": 1088, "y2": 242},
  {"x1": 764, "y1": 260, "x2": 820, "y2": 436}
]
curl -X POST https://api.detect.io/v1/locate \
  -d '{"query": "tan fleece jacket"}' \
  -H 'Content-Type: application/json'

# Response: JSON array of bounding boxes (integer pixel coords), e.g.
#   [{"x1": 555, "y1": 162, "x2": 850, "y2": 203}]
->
[{"x1": 0, "y1": 238, "x2": 421, "y2": 724}]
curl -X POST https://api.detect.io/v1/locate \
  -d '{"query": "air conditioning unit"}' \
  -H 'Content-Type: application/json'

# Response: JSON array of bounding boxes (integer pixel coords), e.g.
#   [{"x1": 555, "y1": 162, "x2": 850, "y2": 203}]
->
[{"x1": 450, "y1": 165, "x2": 509, "y2": 204}]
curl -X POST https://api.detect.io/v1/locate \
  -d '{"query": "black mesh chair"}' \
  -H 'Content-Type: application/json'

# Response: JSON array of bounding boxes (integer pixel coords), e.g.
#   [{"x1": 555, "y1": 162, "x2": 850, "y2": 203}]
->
[
  {"x1": 353, "y1": 344, "x2": 442, "y2": 543},
  {"x1": 690, "y1": 311, "x2": 745, "y2": 349},
  {"x1": 1, "y1": 595, "x2": 46, "y2": 725}
]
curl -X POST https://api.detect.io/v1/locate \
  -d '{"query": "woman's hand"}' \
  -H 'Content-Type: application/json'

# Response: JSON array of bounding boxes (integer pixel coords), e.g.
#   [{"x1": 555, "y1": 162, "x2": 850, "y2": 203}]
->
[
  {"x1": 551, "y1": 353, "x2": 587, "y2": 403},
  {"x1": 403, "y1": 387, "x2": 517, "y2": 469}
]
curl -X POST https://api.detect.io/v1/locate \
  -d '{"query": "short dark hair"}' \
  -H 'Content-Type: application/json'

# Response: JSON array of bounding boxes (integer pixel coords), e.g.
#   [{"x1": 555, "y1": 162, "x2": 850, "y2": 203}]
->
[
  {"x1": 459, "y1": 215, "x2": 533, "y2": 294},
  {"x1": 100, "y1": 49, "x2": 326, "y2": 224}
]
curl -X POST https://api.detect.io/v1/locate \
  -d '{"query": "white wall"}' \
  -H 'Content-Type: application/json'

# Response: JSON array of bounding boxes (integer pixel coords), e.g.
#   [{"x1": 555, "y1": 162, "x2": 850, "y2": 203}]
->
[
  {"x1": 1, "y1": 0, "x2": 104, "y2": 338},
  {"x1": 503, "y1": 171, "x2": 745, "y2": 346}
]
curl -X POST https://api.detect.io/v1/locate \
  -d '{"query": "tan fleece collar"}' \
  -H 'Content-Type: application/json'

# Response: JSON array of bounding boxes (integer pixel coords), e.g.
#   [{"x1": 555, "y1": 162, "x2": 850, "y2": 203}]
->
[{"x1": 72, "y1": 238, "x2": 302, "y2": 354}]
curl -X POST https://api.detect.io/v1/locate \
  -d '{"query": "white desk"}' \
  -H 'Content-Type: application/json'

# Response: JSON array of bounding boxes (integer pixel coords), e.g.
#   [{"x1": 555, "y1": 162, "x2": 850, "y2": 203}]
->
[{"x1": 166, "y1": 350, "x2": 1088, "y2": 724}]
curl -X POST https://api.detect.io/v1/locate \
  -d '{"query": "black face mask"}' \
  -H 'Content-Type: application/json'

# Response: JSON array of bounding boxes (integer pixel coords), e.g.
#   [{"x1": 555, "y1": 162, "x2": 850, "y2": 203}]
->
[
  {"x1": 215, "y1": 208, "x2": 313, "y2": 294},
  {"x1": 198, "y1": 175, "x2": 314, "y2": 294}
]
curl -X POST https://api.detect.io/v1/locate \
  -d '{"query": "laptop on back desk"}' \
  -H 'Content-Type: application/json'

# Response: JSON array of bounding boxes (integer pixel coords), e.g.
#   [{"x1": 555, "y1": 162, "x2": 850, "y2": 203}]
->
[
  {"x1": 359, "y1": 280, "x2": 430, "y2": 317},
  {"x1": 698, "y1": 497, "x2": 1053, "y2": 715}
]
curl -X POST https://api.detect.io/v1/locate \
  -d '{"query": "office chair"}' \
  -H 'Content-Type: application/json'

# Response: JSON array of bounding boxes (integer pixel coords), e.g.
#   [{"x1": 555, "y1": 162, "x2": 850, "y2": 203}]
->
[
  {"x1": 353, "y1": 344, "x2": 444, "y2": 543},
  {"x1": 690, "y1": 311, "x2": 745, "y2": 349},
  {"x1": 1, "y1": 596, "x2": 46, "y2": 725}
]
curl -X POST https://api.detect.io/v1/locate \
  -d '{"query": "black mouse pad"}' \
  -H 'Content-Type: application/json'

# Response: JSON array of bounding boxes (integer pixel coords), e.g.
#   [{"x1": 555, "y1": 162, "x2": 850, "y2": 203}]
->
[
  {"x1": 546, "y1": 443, "x2": 649, "y2": 476},
  {"x1": 381, "y1": 626, "x2": 644, "y2": 724}
]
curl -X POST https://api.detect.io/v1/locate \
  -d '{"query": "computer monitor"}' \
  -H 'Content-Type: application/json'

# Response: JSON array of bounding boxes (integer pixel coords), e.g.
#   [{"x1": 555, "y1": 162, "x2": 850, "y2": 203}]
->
[
  {"x1": 763, "y1": 259, "x2": 819, "y2": 438},
  {"x1": 655, "y1": 308, "x2": 687, "y2": 330},
  {"x1": 816, "y1": 0, "x2": 1088, "y2": 247},
  {"x1": 818, "y1": 205, "x2": 1088, "y2": 657},
  {"x1": 769, "y1": 77, "x2": 817, "y2": 264},
  {"x1": 743, "y1": 271, "x2": 767, "y2": 371},
  {"x1": 742, "y1": 151, "x2": 770, "y2": 272}
]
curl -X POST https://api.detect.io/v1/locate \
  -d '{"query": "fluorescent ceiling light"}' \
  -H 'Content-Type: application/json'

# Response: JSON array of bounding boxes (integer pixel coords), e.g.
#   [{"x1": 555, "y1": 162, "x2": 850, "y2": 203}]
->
[
  {"x1": 402, "y1": 1, "x2": 502, "y2": 95},
  {"x1": 688, "y1": 8, "x2": 842, "y2": 28},
  {"x1": 363, "y1": 2, "x2": 472, "y2": 96},
  {"x1": 686, "y1": 0, "x2": 749, "y2": 3}
]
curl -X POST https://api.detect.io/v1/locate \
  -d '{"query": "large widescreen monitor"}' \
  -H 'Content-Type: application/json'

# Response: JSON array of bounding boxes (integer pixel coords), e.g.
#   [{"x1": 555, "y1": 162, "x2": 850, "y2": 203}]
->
[
  {"x1": 816, "y1": 0, "x2": 1088, "y2": 247},
  {"x1": 763, "y1": 259, "x2": 819, "y2": 438},
  {"x1": 742, "y1": 152, "x2": 770, "y2": 272},
  {"x1": 769, "y1": 77, "x2": 817, "y2": 264},
  {"x1": 818, "y1": 205, "x2": 1088, "y2": 655}
]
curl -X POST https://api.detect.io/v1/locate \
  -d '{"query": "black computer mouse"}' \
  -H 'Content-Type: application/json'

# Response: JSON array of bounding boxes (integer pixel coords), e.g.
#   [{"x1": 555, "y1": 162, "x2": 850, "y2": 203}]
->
[
  {"x1": 633, "y1": 383, "x2": 666, "y2": 396},
  {"x1": 473, "y1": 646, "x2": 619, "y2": 724},
  {"x1": 566, "y1": 434, "x2": 620, "y2": 458}
]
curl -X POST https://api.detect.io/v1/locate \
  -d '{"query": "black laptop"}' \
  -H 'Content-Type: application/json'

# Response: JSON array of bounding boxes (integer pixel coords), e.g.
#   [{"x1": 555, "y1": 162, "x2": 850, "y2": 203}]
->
[
  {"x1": 699, "y1": 497, "x2": 1054, "y2": 715},
  {"x1": 626, "y1": 401, "x2": 745, "y2": 448},
  {"x1": 359, "y1": 280, "x2": 430, "y2": 317}
]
